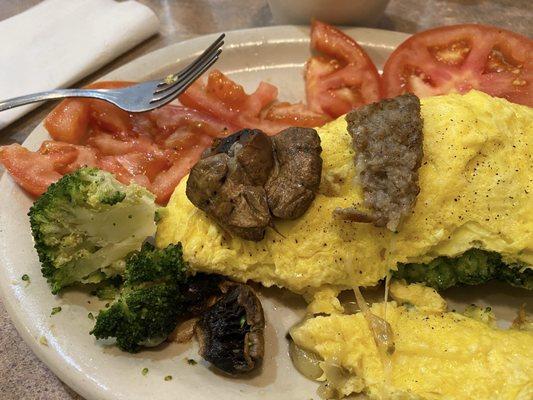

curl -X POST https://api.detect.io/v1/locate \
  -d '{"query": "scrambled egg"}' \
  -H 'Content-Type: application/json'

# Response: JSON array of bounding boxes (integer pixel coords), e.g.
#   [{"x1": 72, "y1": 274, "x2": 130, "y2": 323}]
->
[
  {"x1": 389, "y1": 280, "x2": 447, "y2": 314},
  {"x1": 290, "y1": 302, "x2": 533, "y2": 400},
  {"x1": 157, "y1": 91, "x2": 533, "y2": 294}
]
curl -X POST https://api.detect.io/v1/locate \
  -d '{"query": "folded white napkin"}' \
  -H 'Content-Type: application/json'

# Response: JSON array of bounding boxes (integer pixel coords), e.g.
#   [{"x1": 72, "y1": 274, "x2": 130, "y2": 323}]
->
[{"x1": 0, "y1": 0, "x2": 159, "y2": 129}]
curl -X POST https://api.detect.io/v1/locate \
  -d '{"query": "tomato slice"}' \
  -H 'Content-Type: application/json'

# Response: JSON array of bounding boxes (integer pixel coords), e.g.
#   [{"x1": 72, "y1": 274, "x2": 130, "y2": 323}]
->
[
  {"x1": 206, "y1": 69, "x2": 248, "y2": 109},
  {"x1": 1, "y1": 81, "x2": 237, "y2": 204},
  {"x1": 0, "y1": 144, "x2": 62, "y2": 196},
  {"x1": 263, "y1": 102, "x2": 330, "y2": 127},
  {"x1": 87, "y1": 133, "x2": 156, "y2": 156},
  {"x1": 151, "y1": 133, "x2": 213, "y2": 204},
  {"x1": 39, "y1": 141, "x2": 99, "y2": 174},
  {"x1": 148, "y1": 105, "x2": 237, "y2": 138},
  {"x1": 180, "y1": 69, "x2": 330, "y2": 135},
  {"x1": 44, "y1": 81, "x2": 135, "y2": 144},
  {"x1": 306, "y1": 20, "x2": 383, "y2": 118},
  {"x1": 382, "y1": 24, "x2": 533, "y2": 106},
  {"x1": 44, "y1": 99, "x2": 91, "y2": 144},
  {"x1": 179, "y1": 70, "x2": 279, "y2": 132}
]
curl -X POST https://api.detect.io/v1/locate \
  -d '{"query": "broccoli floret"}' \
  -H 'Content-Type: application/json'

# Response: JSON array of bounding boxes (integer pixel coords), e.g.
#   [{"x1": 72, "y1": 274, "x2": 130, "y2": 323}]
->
[
  {"x1": 453, "y1": 250, "x2": 499, "y2": 286},
  {"x1": 125, "y1": 241, "x2": 186, "y2": 285},
  {"x1": 90, "y1": 243, "x2": 187, "y2": 353},
  {"x1": 394, "y1": 249, "x2": 531, "y2": 291},
  {"x1": 28, "y1": 167, "x2": 157, "y2": 294},
  {"x1": 498, "y1": 264, "x2": 533, "y2": 290},
  {"x1": 91, "y1": 276, "x2": 123, "y2": 300}
]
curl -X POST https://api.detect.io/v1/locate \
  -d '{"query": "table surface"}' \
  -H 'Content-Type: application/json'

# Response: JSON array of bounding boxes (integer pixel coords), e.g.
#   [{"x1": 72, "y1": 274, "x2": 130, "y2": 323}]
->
[{"x1": 0, "y1": 0, "x2": 531, "y2": 399}]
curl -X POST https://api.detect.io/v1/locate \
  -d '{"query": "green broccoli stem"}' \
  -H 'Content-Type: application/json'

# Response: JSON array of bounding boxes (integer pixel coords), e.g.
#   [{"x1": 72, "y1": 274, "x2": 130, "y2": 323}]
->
[{"x1": 394, "y1": 249, "x2": 532, "y2": 291}]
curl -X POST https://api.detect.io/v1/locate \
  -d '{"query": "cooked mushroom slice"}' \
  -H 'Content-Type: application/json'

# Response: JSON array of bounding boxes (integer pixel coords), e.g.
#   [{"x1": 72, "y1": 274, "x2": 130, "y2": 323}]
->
[
  {"x1": 196, "y1": 283, "x2": 265, "y2": 374},
  {"x1": 186, "y1": 129, "x2": 274, "y2": 241},
  {"x1": 343, "y1": 94, "x2": 423, "y2": 231},
  {"x1": 265, "y1": 127, "x2": 322, "y2": 219},
  {"x1": 182, "y1": 273, "x2": 224, "y2": 315},
  {"x1": 169, "y1": 317, "x2": 199, "y2": 343}
]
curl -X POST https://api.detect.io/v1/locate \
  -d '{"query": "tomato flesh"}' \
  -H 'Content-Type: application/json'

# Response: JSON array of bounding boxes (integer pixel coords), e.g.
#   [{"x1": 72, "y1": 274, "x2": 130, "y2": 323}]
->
[
  {"x1": 0, "y1": 144, "x2": 62, "y2": 196},
  {"x1": 180, "y1": 69, "x2": 330, "y2": 135},
  {"x1": 44, "y1": 99, "x2": 90, "y2": 144},
  {"x1": 383, "y1": 24, "x2": 533, "y2": 106},
  {"x1": 2, "y1": 81, "x2": 233, "y2": 203},
  {"x1": 305, "y1": 20, "x2": 383, "y2": 118},
  {"x1": 263, "y1": 102, "x2": 330, "y2": 127}
]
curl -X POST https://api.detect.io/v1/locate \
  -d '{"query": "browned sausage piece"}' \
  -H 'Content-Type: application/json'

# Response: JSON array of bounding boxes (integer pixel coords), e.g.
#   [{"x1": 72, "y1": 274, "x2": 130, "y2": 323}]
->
[{"x1": 340, "y1": 94, "x2": 423, "y2": 231}]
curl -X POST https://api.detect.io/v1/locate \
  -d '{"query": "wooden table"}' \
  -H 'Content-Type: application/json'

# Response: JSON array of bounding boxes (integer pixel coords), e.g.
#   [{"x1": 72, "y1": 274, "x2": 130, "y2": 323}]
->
[{"x1": 0, "y1": 1, "x2": 531, "y2": 399}]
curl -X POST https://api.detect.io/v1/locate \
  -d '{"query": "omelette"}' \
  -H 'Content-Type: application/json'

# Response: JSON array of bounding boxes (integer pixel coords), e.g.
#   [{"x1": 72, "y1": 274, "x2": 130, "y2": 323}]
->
[
  {"x1": 290, "y1": 298, "x2": 533, "y2": 400},
  {"x1": 157, "y1": 90, "x2": 533, "y2": 294}
]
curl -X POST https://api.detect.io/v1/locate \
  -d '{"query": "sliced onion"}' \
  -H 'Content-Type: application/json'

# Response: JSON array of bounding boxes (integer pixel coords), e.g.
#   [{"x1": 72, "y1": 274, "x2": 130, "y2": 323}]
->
[
  {"x1": 353, "y1": 287, "x2": 395, "y2": 355},
  {"x1": 288, "y1": 340, "x2": 323, "y2": 380},
  {"x1": 366, "y1": 313, "x2": 395, "y2": 355},
  {"x1": 321, "y1": 359, "x2": 350, "y2": 390},
  {"x1": 316, "y1": 360, "x2": 357, "y2": 399}
]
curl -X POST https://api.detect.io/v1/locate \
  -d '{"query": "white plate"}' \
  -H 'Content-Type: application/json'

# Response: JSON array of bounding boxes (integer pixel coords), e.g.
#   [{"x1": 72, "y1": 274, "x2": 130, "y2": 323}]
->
[{"x1": 0, "y1": 26, "x2": 530, "y2": 400}]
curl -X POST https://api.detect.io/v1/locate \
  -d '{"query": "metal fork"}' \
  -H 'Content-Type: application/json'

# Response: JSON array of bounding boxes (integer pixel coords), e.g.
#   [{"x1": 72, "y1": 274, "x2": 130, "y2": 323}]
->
[{"x1": 0, "y1": 34, "x2": 225, "y2": 113}]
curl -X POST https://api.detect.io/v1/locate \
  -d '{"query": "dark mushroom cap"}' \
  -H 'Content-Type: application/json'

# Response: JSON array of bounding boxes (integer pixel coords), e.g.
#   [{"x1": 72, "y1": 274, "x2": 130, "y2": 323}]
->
[
  {"x1": 181, "y1": 273, "x2": 224, "y2": 316},
  {"x1": 196, "y1": 283, "x2": 265, "y2": 375},
  {"x1": 265, "y1": 127, "x2": 322, "y2": 219},
  {"x1": 186, "y1": 127, "x2": 323, "y2": 240},
  {"x1": 186, "y1": 129, "x2": 274, "y2": 241}
]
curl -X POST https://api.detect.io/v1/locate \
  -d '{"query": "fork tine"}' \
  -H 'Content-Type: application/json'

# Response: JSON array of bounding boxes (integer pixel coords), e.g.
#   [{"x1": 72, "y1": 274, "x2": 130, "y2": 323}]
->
[
  {"x1": 150, "y1": 50, "x2": 221, "y2": 107},
  {"x1": 175, "y1": 33, "x2": 224, "y2": 80},
  {"x1": 155, "y1": 33, "x2": 225, "y2": 92}
]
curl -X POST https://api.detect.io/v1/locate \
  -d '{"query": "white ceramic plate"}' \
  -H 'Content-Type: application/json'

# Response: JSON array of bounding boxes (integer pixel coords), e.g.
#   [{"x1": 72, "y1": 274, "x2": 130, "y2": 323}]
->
[{"x1": 0, "y1": 26, "x2": 531, "y2": 400}]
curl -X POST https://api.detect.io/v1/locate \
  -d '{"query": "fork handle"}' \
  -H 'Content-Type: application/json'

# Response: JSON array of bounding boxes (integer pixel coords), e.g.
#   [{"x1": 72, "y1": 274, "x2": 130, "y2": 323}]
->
[{"x1": 0, "y1": 89, "x2": 113, "y2": 112}]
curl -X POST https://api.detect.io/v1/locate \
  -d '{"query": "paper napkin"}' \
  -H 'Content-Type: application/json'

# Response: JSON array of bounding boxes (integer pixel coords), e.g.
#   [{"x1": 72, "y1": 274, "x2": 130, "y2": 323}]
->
[{"x1": 0, "y1": 0, "x2": 159, "y2": 129}]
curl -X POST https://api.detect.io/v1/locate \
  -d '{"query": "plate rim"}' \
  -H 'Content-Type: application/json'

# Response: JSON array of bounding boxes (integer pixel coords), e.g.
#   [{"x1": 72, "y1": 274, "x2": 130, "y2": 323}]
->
[{"x1": 0, "y1": 24, "x2": 410, "y2": 400}]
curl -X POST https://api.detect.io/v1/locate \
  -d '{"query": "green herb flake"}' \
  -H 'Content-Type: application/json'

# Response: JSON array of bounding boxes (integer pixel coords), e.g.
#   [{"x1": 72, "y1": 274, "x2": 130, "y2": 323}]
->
[
  {"x1": 239, "y1": 315, "x2": 246, "y2": 328},
  {"x1": 164, "y1": 375, "x2": 173, "y2": 381},
  {"x1": 51, "y1": 306, "x2": 62, "y2": 316},
  {"x1": 142, "y1": 368, "x2": 149, "y2": 376},
  {"x1": 21, "y1": 274, "x2": 30, "y2": 283},
  {"x1": 186, "y1": 358, "x2": 197, "y2": 365},
  {"x1": 88, "y1": 312, "x2": 94, "y2": 320}
]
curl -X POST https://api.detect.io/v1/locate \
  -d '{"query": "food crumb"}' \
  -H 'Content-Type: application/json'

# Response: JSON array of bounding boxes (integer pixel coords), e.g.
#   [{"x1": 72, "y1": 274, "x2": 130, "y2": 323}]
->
[
  {"x1": 21, "y1": 274, "x2": 30, "y2": 284},
  {"x1": 39, "y1": 336, "x2": 48, "y2": 346},
  {"x1": 142, "y1": 368, "x2": 149, "y2": 376},
  {"x1": 164, "y1": 375, "x2": 173, "y2": 381},
  {"x1": 88, "y1": 312, "x2": 94, "y2": 320},
  {"x1": 186, "y1": 358, "x2": 197, "y2": 365},
  {"x1": 164, "y1": 74, "x2": 177, "y2": 84},
  {"x1": 51, "y1": 306, "x2": 62, "y2": 316}
]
